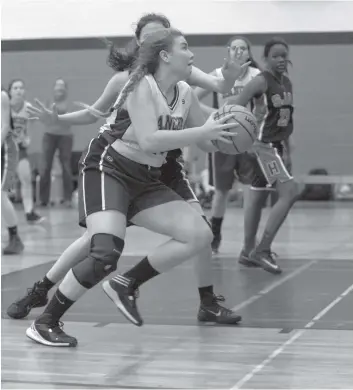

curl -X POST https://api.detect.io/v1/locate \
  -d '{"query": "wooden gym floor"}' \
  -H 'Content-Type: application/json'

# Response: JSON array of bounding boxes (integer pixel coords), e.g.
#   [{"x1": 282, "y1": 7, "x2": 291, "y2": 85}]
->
[{"x1": 1, "y1": 202, "x2": 353, "y2": 389}]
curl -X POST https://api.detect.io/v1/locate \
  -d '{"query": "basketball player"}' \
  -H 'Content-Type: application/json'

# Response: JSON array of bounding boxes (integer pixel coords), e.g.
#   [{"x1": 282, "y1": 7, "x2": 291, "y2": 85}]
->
[
  {"x1": 1, "y1": 88, "x2": 24, "y2": 255},
  {"x1": 24, "y1": 28, "x2": 242, "y2": 347},
  {"x1": 194, "y1": 36, "x2": 266, "y2": 256},
  {"x1": 232, "y1": 37, "x2": 298, "y2": 274},
  {"x1": 8, "y1": 14, "x2": 248, "y2": 324},
  {"x1": 8, "y1": 79, "x2": 44, "y2": 223}
]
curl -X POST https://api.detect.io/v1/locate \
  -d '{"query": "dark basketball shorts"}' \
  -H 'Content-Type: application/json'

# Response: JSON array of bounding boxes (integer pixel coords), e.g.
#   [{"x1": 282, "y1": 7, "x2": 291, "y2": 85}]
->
[
  {"x1": 159, "y1": 156, "x2": 198, "y2": 203},
  {"x1": 212, "y1": 152, "x2": 238, "y2": 191},
  {"x1": 126, "y1": 156, "x2": 199, "y2": 227},
  {"x1": 1, "y1": 137, "x2": 18, "y2": 191},
  {"x1": 251, "y1": 140, "x2": 293, "y2": 190},
  {"x1": 78, "y1": 136, "x2": 183, "y2": 228}
]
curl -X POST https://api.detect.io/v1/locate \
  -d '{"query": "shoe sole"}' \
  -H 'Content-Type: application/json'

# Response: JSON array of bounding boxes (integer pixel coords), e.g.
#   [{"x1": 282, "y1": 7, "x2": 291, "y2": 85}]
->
[
  {"x1": 198, "y1": 314, "x2": 242, "y2": 325},
  {"x1": 238, "y1": 256, "x2": 260, "y2": 268},
  {"x1": 26, "y1": 324, "x2": 77, "y2": 347},
  {"x1": 252, "y1": 260, "x2": 282, "y2": 275},
  {"x1": 102, "y1": 281, "x2": 143, "y2": 327},
  {"x1": 27, "y1": 217, "x2": 46, "y2": 224}
]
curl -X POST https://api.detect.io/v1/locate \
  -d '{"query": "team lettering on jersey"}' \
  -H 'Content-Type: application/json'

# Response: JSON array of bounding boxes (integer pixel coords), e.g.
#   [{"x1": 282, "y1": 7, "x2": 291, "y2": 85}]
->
[
  {"x1": 271, "y1": 92, "x2": 293, "y2": 128},
  {"x1": 222, "y1": 85, "x2": 244, "y2": 99},
  {"x1": 158, "y1": 115, "x2": 184, "y2": 131}
]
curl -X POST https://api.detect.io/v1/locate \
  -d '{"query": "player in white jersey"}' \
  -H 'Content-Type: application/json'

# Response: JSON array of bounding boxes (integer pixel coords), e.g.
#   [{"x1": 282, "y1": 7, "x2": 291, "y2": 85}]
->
[
  {"x1": 2, "y1": 88, "x2": 24, "y2": 255},
  {"x1": 8, "y1": 79, "x2": 44, "y2": 223},
  {"x1": 25, "y1": 28, "x2": 240, "y2": 347},
  {"x1": 194, "y1": 37, "x2": 267, "y2": 256},
  {"x1": 9, "y1": 14, "x2": 249, "y2": 325}
]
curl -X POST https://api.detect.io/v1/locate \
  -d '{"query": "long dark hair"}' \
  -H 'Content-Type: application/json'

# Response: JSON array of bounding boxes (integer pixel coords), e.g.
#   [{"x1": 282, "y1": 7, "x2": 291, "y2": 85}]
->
[
  {"x1": 105, "y1": 13, "x2": 171, "y2": 72},
  {"x1": 227, "y1": 36, "x2": 260, "y2": 70}
]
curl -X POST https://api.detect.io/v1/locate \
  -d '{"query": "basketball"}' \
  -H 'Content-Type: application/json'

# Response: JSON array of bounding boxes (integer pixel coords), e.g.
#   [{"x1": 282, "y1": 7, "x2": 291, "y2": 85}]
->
[{"x1": 211, "y1": 105, "x2": 258, "y2": 155}]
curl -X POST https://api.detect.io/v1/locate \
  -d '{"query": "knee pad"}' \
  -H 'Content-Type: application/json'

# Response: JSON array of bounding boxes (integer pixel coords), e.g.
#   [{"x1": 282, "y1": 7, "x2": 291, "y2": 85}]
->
[{"x1": 72, "y1": 233, "x2": 124, "y2": 289}]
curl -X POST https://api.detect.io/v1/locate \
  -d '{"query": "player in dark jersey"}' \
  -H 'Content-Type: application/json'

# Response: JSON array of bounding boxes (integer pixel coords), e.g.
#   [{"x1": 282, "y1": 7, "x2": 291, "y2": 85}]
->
[
  {"x1": 232, "y1": 37, "x2": 298, "y2": 274},
  {"x1": 23, "y1": 28, "x2": 242, "y2": 347},
  {"x1": 1, "y1": 88, "x2": 24, "y2": 254},
  {"x1": 8, "y1": 14, "x2": 248, "y2": 325}
]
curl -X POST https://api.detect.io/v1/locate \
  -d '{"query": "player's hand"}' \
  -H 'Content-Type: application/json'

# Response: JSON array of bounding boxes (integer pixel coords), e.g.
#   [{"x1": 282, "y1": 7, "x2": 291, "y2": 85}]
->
[
  {"x1": 221, "y1": 48, "x2": 251, "y2": 82},
  {"x1": 26, "y1": 99, "x2": 59, "y2": 125},
  {"x1": 202, "y1": 111, "x2": 239, "y2": 143}
]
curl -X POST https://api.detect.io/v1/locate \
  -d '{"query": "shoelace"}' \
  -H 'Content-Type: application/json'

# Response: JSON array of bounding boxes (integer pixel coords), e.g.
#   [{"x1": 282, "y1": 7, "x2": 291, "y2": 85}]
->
[
  {"x1": 48, "y1": 319, "x2": 65, "y2": 332},
  {"x1": 263, "y1": 251, "x2": 278, "y2": 263},
  {"x1": 212, "y1": 295, "x2": 235, "y2": 316}
]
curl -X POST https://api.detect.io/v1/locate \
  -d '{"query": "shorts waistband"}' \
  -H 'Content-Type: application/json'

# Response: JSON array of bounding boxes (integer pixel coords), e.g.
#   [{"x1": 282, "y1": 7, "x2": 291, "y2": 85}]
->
[{"x1": 98, "y1": 132, "x2": 159, "y2": 172}]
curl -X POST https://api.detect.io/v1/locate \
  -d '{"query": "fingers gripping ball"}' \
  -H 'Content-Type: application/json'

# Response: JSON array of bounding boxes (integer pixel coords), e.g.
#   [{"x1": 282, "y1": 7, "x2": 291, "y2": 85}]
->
[{"x1": 212, "y1": 105, "x2": 258, "y2": 155}]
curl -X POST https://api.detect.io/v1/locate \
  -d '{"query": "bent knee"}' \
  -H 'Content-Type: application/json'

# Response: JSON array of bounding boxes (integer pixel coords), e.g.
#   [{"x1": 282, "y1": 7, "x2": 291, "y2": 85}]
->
[{"x1": 184, "y1": 217, "x2": 213, "y2": 249}]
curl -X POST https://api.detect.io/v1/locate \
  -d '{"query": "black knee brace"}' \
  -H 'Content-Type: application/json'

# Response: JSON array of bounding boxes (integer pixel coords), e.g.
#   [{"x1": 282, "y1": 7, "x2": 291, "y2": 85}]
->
[{"x1": 72, "y1": 233, "x2": 125, "y2": 289}]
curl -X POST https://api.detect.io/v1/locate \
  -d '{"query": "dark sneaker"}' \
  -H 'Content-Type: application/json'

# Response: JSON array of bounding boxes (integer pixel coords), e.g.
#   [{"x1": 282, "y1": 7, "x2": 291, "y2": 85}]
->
[
  {"x1": 198, "y1": 293, "x2": 242, "y2": 325},
  {"x1": 238, "y1": 250, "x2": 260, "y2": 267},
  {"x1": 3, "y1": 235, "x2": 24, "y2": 255},
  {"x1": 26, "y1": 210, "x2": 45, "y2": 224},
  {"x1": 211, "y1": 233, "x2": 221, "y2": 255},
  {"x1": 7, "y1": 282, "x2": 48, "y2": 319},
  {"x1": 249, "y1": 249, "x2": 282, "y2": 275},
  {"x1": 102, "y1": 275, "x2": 143, "y2": 326},
  {"x1": 26, "y1": 314, "x2": 77, "y2": 347}
]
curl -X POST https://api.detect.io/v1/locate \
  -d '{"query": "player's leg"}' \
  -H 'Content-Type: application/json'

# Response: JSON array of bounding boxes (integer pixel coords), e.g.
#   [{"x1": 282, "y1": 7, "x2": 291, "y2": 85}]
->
[
  {"x1": 249, "y1": 142, "x2": 298, "y2": 274},
  {"x1": 26, "y1": 139, "x2": 128, "y2": 347},
  {"x1": 240, "y1": 184, "x2": 268, "y2": 266},
  {"x1": 158, "y1": 167, "x2": 241, "y2": 324},
  {"x1": 7, "y1": 232, "x2": 89, "y2": 319},
  {"x1": 16, "y1": 150, "x2": 44, "y2": 223},
  {"x1": 102, "y1": 184, "x2": 215, "y2": 327},
  {"x1": 210, "y1": 152, "x2": 237, "y2": 254},
  {"x1": 1, "y1": 140, "x2": 24, "y2": 255}
]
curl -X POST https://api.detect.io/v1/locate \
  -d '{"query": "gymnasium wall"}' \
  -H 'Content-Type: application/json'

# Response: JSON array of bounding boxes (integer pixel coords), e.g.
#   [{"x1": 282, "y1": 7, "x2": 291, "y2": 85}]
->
[{"x1": 2, "y1": 33, "x2": 353, "y2": 175}]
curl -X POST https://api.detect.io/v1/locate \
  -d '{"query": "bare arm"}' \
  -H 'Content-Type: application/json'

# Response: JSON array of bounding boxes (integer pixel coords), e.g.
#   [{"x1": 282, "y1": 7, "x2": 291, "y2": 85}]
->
[
  {"x1": 192, "y1": 69, "x2": 219, "y2": 100},
  {"x1": 1, "y1": 91, "x2": 11, "y2": 144},
  {"x1": 58, "y1": 72, "x2": 128, "y2": 125},
  {"x1": 27, "y1": 72, "x2": 129, "y2": 126},
  {"x1": 232, "y1": 75, "x2": 267, "y2": 107},
  {"x1": 185, "y1": 91, "x2": 218, "y2": 153},
  {"x1": 127, "y1": 80, "x2": 210, "y2": 154},
  {"x1": 188, "y1": 66, "x2": 233, "y2": 95}
]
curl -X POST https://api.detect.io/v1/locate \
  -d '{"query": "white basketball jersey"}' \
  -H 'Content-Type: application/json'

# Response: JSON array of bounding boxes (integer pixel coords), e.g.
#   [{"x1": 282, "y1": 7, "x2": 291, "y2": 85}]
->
[
  {"x1": 215, "y1": 66, "x2": 260, "y2": 110},
  {"x1": 10, "y1": 101, "x2": 31, "y2": 146},
  {"x1": 110, "y1": 75, "x2": 192, "y2": 167}
]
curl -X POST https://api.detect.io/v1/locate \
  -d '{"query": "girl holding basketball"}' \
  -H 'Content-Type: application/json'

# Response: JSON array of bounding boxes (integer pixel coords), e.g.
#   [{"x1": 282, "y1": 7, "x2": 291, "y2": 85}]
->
[
  {"x1": 24, "y1": 28, "x2": 244, "y2": 347},
  {"x1": 233, "y1": 37, "x2": 298, "y2": 274},
  {"x1": 9, "y1": 14, "x2": 248, "y2": 326},
  {"x1": 194, "y1": 36, "x2": 266, "y2": 256}
]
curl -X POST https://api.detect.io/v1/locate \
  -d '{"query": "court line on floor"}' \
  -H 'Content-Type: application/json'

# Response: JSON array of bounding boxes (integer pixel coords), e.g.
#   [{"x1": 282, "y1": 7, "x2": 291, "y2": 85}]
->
[
  {"x1": 230, "y1": 260, "x2": 317, "y2": 312},
  {"x1": 230, "y1": 281, "x2": 353, "y2": 390}
]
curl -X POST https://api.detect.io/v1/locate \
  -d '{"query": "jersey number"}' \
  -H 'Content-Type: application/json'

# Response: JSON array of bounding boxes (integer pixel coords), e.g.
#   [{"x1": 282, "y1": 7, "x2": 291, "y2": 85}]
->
[{"x1": 277, "y1": 108, "x2": 291, "y2": 127}]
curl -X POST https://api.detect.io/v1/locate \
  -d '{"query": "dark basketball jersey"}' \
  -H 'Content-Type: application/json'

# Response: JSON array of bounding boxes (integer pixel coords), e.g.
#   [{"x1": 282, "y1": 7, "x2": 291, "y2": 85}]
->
[{"x1": 258, "y1": 71, "x2": 294, "y2": 143}]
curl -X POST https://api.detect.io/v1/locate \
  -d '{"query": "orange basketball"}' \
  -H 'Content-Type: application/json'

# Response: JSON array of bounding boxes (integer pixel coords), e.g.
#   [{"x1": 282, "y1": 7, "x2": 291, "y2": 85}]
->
[{"x1": 211, "y1": 105, "x2": 258, "y2": 154}]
